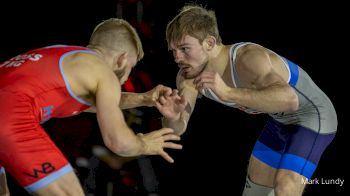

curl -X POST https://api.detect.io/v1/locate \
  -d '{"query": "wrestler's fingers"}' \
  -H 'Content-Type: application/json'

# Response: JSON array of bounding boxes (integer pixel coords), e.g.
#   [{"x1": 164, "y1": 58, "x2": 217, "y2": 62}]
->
[
  {"x1": 171, "y1": 89, "x2": 179, "y2": 96},
  {"x1": 162, "y1": 134, "x2": 181, "y2": 141},
  {"x1": 158, "y1": 96, "x2": 167, "y2": 104},
  {"x1": 155, "y1": 101, "x2": 162, "y2": 110},
  {"x1": 163, "y1": 142, "x2": 182, "y2": 150},
  {"x1": 156, "y1": 127, "x2": 175, "y2": 136},
  {"x1": 159, "y1": 151, "x2": 174, "y2": 163},
  {"x1": 163, "y1": 87, "x2": 172, "y2": 96},
  {"x1": 179, "y1": 95, "x2": 187, "y2": 104}
]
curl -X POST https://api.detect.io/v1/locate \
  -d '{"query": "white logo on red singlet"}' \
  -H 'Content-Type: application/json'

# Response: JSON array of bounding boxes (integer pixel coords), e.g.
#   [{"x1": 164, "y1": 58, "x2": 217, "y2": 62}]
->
[
  {"x1": 72, "y1": 111, "x2": 80, "y2": 115},
  {"x1": 0, "y1": 53, "x2": 43, "y2": 68}
]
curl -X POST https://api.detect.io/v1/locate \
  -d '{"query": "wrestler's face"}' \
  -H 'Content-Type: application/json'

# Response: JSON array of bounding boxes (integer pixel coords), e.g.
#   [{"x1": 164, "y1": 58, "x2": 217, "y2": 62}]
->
[{"x1": 170, "y1": 35, "x2": 209, "y2": 79}]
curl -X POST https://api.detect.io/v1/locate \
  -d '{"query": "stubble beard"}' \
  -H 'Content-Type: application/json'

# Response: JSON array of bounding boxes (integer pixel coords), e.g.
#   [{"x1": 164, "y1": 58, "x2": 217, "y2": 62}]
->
[{"x1": 183, "y1": 61, "x2": 208, "y2": 79}]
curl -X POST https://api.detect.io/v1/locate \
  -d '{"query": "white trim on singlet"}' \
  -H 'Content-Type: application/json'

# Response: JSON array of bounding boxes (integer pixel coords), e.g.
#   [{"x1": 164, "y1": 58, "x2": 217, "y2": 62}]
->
[
  {"x1": 59, "y1": 50, "x2": 95, "y2": 106},
  {"x1": 231, "y1": 42, "x2": 292, "y2": 84}
]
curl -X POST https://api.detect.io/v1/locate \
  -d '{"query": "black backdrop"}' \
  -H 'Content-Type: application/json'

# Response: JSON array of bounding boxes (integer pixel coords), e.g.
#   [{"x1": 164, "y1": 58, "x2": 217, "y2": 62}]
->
[{"x1": 1, "y1": 0, "x2": 347, "y2": 195}]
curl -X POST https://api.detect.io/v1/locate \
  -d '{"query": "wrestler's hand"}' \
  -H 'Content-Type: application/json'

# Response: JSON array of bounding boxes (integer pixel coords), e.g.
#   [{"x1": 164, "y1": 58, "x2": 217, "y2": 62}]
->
[
  {"x1": 193, "y1": 71, "x2": 231, "y2": 101},
  {"x1": 155, "y1": 90, "x2": 187, "y2": 121},
  {"x1": 137, "y1": 128, "x2": 182, "y2": 163},
  {"x1": 144, "y1": 84, "x2": 173, "y2": 107}
]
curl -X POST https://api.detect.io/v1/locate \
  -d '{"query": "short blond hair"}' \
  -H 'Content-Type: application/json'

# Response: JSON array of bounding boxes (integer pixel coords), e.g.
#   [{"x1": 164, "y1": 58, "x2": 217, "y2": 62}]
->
[
  {"x1": 89, "y1": 18, "x2": 144, "y2": 61},
  {"x1": 166, "y1": 4, "x2": 222, "y2": 47}
]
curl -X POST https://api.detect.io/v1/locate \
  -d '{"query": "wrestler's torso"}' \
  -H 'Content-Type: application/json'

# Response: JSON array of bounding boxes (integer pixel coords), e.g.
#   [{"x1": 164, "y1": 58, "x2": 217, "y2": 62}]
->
[
  {"x1": 0, "y1": 45, "x2": 93, "y2": 123},
  {"x1": 200, "y1": 42, "x2": 337, "y2": 133}
]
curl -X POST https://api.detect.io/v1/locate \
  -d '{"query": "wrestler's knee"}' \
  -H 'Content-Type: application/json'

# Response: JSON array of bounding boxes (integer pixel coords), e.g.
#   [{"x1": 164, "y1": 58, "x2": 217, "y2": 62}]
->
[
  {"x1": 274, "y1": 170, "x2": 305, "y2": 196},
  {"x1": 242, "y1": 176, "x2": 274, "y2": 196}
]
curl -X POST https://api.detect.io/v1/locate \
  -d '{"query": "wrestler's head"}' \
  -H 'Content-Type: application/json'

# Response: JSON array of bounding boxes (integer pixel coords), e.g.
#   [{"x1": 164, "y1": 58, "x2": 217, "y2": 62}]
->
[
  {"x1": 166, "y1": 5, "x2": 221, "y2": 79},
  {"x1": 89, "y1": 18, "x2": 144, "y2": 84}
]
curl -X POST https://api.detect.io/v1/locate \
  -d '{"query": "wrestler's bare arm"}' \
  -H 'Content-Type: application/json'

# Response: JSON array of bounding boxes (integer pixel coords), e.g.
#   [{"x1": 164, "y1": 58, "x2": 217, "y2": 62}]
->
[
  {"x1": 119, "y1": 85, "x2": 173, "y2": 109},
  {"x1": 231, "y1": 46, "x2": 298, "y2": 112},
  {"x1": 193, "y1": 46, "x2": 298, "y2": 113},
  {"x1": 72, "y1": 54, "x2": 182, "y2": 162},
  {"x1": 84, "y1": 85, "x2": 173, "y2": 112}
]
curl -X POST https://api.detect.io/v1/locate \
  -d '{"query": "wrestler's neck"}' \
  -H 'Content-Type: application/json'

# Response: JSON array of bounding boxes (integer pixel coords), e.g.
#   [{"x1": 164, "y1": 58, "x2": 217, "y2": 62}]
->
[
  {"x1": 206, "y1": 44, "x2": 229, "y2": 75},
  {"x1": 87, "y1": 45, "x2": 116, "y2": 69}
]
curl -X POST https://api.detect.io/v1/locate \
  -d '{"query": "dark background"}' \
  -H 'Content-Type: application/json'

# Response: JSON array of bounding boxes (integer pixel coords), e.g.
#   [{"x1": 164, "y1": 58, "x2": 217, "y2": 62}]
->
[{"x1": 1, "y1": 0, "x2": 348, "y2": 195}]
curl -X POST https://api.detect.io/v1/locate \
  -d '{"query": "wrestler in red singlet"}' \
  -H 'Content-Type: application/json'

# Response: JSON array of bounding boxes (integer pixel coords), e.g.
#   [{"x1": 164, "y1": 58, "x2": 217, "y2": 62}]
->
[{"x1": 0, "y1": 45, "x2": 93, "y2": 192}]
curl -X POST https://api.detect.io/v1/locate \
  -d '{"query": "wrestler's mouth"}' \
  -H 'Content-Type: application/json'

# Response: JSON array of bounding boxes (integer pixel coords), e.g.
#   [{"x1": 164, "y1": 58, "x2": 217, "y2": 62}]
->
[{"x1": 179, "y1": 64, "x2": 191, "y2": 72}]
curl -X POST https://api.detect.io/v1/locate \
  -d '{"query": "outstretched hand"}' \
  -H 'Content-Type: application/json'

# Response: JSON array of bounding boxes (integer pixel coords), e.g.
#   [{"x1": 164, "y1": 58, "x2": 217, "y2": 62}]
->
[
  {"x1": 155, "y1": 89, "x2": 187, "y2": 121},
  {"x1": 137, "y1": 128, "x2": 182, "y2": 163}
]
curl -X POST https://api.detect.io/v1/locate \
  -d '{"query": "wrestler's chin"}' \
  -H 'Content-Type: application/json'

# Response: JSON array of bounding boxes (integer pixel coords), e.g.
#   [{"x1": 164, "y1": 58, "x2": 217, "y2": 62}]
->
[{"x1": 182, "y1": 71, "x2": 200, "y2": 79}]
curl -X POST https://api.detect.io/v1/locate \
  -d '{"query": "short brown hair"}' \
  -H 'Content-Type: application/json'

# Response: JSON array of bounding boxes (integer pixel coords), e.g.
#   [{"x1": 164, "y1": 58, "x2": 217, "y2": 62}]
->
[
  {"x1": 166, "y1": 5, "x2": 222, "y2": 47},
  {"x1": 89, "y1": 18, "x2": 144, "y2": 61}
]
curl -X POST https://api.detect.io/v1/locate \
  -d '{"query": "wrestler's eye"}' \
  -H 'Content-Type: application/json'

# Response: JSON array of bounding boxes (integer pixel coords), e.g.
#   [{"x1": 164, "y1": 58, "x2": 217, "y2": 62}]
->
[{"x1": 180, "y1": 47, "x2": 190, "y2": 53}]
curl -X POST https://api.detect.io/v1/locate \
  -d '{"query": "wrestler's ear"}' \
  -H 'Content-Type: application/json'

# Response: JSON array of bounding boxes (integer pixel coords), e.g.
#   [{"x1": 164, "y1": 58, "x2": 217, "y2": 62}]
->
[
  {"x1": 115, "y1": 52, "x2": 128, "y2": 69},
  {"x1": 204, "y1": 36, "x2": 216, "y2": 51}
]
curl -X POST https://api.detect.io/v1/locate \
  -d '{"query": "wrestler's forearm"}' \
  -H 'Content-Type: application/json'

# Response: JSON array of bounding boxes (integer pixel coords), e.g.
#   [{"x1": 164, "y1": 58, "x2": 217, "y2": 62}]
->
[
  {"x1": 225, "y1": 85, "x2": 298, "y2": 113},
  {"x1": 162, "y1": 115, "x2": 187, "y2": 136},
  {"x1": 84, "y1": 92, "x2": 148, "y2": 113},
  {"x1": 120, "y1": 92, "x2": 148, "y2": 109}
]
